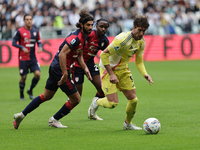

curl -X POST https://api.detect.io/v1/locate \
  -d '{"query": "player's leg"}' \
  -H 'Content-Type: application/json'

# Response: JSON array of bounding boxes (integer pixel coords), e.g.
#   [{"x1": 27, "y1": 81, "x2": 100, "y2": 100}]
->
[
  {"x1": 48, "y1": 75, "x2": 79, "y2": 128},
  {"x1": 19, "y1": 75, "x2": 27, "y2": 100},
  {"x1": 72, "y1": 66, "x2": 84, "y2": 96},
  {"x1": 13, "y1": 88, "x2": 56, "y2": 129},
  {"x1": 90, "y1": 74, "x2": 105, "y2": 98},
  {"x1": 13, "y1": 66, "x2": 59, "y2": 129},
  {"x1": 122, "y1": 89, "x2": 141, "y2": 130},
  {"x1": 119, "y1": 69, "x2": 142, "y2": 130},
  {"x1": 27, "y1": 61, "x2": 41, "y2": 99},
  {"x1": 19, "y1": 61, "x2": 29, "y2": 100},
  {"x1": 88, "y1": 67, "x2": 119, "y2": 120},
  {"x1": 89, "y1": 64, "x2": 105, "y2": 98}
]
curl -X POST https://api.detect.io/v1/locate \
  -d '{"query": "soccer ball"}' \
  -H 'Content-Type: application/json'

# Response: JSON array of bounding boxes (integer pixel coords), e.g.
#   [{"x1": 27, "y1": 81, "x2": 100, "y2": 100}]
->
[{"x1": 143, "y1": 118, "x2": 161, "y2": 134}]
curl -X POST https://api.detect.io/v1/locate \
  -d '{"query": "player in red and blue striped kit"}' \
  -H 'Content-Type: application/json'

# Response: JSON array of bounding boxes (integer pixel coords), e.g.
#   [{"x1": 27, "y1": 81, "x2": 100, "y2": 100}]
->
[
  {"x1": 13, "y1": 10, "x2": 94, "y2": 129},
  {"x1": 12, "y1": 14, "x2": 43, "y2": 100},
  {"x1": 72, "y1": 19, "x2": 109, "y2": 120}
]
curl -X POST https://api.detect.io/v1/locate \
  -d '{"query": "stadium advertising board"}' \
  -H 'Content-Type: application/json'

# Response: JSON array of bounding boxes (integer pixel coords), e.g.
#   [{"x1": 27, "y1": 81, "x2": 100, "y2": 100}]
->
[{"x1": 0, "y1": 34, "x2": 200, "y2": 67}]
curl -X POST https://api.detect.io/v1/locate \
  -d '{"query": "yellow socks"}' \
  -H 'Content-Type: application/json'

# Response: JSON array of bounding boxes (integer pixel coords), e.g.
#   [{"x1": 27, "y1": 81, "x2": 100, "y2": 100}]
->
[
  {"x1": 125, "y1": 97, "x2": 138, "y2": 124},
  {"x1": 96, "y1": 97, "x2": 118, "y2": 108}
]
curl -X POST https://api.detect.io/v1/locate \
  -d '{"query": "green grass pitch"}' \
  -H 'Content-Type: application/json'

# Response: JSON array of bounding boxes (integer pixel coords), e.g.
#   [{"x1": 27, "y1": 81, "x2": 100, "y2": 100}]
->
[{"x1": 0, "y1": 60, "x2": 200, "y2": 150}]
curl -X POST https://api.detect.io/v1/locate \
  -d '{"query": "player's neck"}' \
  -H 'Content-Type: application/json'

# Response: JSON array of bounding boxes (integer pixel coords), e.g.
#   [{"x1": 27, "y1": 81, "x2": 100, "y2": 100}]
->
[
  {"x1": 131, "y1": 31, "x2": 135, "y2": 39},
  {"x1": 25, "y1": 26, "x2": 32, "y2": 30},
  {"x1": 96, "y1": 30, "x2": 103, "y2": 39}
]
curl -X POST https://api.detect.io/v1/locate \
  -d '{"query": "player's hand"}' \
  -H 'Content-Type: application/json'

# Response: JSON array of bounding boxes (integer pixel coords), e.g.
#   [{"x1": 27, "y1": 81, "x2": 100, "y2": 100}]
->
[
  {"x1": 144, "y1": 74, "x2": 154, "y2": 85},
  {"x1": 37, "y1": 47, "x2": 43, "y2": 53},
  {"x1": 22, "y1": 47, "x2": 29, "y2": 53},
  {"x1": 58, "y1": 72, "x2": 68, "y2": 86},
  {"x1": 109, "y1": 73, "x2": 119, "y2": 84},
  {"x1": 84, "y1": 68, "x2": 92, "y2": 81}
]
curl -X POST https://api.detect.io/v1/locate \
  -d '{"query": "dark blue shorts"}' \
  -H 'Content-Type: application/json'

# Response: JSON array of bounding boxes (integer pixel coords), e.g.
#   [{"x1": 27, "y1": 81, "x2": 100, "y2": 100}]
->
[
  {"x1": 72, "y1": 64, "x2": 100, "y2": 85},
  {"x1": 19, "y1": 60, "x2": 40, "y2": 76},
  {"x1": 45, "y1": 66, "x2": 77, "y2": 96}
]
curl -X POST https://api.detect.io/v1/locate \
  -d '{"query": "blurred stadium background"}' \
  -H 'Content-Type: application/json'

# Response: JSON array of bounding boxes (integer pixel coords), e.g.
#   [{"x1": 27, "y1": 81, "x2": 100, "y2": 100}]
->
[
  {"x1": 0, "y1": 0, "x2": 200, "y2": 39},
  {"x1": 0, "y1": 0, "x2": 200, "y2": 68}
]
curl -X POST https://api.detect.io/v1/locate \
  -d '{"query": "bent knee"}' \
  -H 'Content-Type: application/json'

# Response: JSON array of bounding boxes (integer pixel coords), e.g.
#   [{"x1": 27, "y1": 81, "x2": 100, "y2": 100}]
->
[{"x1": 129, "y1": 97, "x2": 138, "y2": 104}]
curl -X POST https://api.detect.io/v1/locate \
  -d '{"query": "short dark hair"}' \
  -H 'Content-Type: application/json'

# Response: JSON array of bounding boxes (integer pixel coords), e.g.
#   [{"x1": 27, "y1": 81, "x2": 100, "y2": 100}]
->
[
  {"x1": 96, "y1": 18, "x2": 109, "y2": 25},
  {"x1": 23, "y1": 14, "x2": 32, "y2": 20},
  {"x1": 134, "y1": 15, "x2": 149, "y2": 29},
  {"x1": 76, "y1": 10, "x2": 94, "y2": 28}
]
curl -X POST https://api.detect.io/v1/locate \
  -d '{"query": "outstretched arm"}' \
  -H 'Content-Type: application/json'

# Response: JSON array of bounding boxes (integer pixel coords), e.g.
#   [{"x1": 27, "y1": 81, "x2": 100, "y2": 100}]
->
[
  {"x1": 12, "y1": 31, "x2": 29, "y2": 53},
  {"x1": 58, "y1": 44, "x2": 71, "y2": 86},
  {"x1": 100, "y1": 47, "x2": 119, "y2": 84},
  {"x1": 135, "y1": 51, "x2": 154, "y2": 85}
]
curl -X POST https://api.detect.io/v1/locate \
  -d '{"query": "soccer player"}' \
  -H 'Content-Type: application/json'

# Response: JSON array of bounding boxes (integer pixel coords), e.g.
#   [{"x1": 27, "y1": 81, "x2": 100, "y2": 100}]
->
[
  {"x1": 12, "y1": 14, "x2": 43, "y2": 100},
  {"x1": 88, "y1": 15, "x2": 154, "y2": 130},
  {"x1": 72, "y1": 18, "x2": 109, "y2": 120},
  {"x1": 13, "y1": 10, "x2": 94, "y2": 129}
]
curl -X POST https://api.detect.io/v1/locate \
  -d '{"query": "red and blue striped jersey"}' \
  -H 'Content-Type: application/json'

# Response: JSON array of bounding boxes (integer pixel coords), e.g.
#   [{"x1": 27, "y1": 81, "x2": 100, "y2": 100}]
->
[
  {"x1": 12, "y1": 26, "x2": 42, "y2": 61},
  {"x1": 51, "y1": 29, "x2": 87, "y2": 69},
  {"x1": 74, "y1": 30, "x2": 109, "y2": 67}
]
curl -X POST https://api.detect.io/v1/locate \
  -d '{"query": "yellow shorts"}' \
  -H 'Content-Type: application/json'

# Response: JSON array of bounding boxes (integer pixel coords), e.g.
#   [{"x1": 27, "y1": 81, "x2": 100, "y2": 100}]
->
[{"x1": 100, "y1": 67, "x2": 135, "y2": 95}]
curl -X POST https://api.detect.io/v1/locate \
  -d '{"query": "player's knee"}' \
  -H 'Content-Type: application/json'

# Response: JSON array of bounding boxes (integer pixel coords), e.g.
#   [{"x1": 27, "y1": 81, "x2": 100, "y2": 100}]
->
[
  {"x1": 21, "y1": 75, "x2": 27, "y2": 81},
  {"x1": 130, "y1": 97, "x2": 138, "y2": 104},
  {"x1": 34, "y1": 71, "x2": 41, "y2": 79}
]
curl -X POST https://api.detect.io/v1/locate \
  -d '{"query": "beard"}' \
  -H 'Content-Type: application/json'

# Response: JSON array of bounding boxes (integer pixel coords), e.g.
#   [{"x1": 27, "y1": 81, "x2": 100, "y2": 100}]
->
[{"x1": 83, "y1": 26, "x2": 92, "y2": 35}]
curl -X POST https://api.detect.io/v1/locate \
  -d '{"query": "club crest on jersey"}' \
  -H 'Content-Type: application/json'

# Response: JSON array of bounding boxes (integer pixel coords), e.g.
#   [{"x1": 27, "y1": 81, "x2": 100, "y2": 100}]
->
[
  {"x1": 20, "y1": 69, "x2": 23, "y2": 74},
  {"x1": 101, "y1": 42, "x2": 104, "y2": 47},
  {"x1": 33, "y1": 32, "x2": 37, "y2": 36},
  {"x1": 75, "y1": 77, "x2": 79, "y2": 82},
  {"x1": 71, "y1": 39, "x2": 76, "y2": 45}
]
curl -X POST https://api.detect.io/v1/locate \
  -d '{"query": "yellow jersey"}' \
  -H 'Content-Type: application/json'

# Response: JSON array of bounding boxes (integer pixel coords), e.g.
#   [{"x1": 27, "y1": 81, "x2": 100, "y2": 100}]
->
[{"x1": 99, "y1": 31, "x2": 147, "y2": 76}]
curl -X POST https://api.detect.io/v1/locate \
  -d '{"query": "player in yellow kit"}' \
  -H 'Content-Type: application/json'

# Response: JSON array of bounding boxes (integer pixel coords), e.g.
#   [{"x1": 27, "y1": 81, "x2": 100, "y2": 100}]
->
[{"x1": 88, "y1": 15, "x2": 154, "y2": 130}]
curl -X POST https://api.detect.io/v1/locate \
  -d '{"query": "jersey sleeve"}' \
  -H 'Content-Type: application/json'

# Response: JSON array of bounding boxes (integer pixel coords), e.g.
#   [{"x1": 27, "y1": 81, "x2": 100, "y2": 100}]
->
[
  {"x1": 36, "y1": 30, "x2": 42, "y2": 47},
  {"x1": 107, "y1": 32, "x2": 126, "y2": 55},
  {"x1": 135, "y1": 39, "x2": 147, "y2": 77},
  {"x1": 12, "y1": 30, "x2": 24, "y2": 49},
  {"x1": 65, "y1": 35, "x2": 80, "y2": 50}
]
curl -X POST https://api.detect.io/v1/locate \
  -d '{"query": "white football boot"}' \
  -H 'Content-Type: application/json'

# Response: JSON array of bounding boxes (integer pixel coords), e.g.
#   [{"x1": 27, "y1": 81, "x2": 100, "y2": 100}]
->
[
  {"x1": 88, "y1": 97, "x2": 103, "y2": 120},
  {"x1": 48, "y1": 117, "x2": 67, "y2": 128},
  {"x1": 123, "y1": 122, "x2": 142, "y2": 130},
  {"x1": 13, "y1": 112, "x2": 25, "y2": 129}
]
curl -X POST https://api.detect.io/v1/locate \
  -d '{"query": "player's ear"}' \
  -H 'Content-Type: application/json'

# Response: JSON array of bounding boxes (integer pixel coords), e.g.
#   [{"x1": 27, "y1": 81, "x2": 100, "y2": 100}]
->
[{"x1": 80, "y1": 23, "x2": 83, "y2": 28}]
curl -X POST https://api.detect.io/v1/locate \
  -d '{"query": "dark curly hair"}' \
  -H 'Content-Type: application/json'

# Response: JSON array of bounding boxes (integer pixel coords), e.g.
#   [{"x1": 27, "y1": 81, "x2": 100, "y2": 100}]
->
[
  {"x1": 76, "y1": 10, "x2": 94, "y2": 28},
  {"x1": 134, "y1": 15, "x2": 149, "y2": 29}
]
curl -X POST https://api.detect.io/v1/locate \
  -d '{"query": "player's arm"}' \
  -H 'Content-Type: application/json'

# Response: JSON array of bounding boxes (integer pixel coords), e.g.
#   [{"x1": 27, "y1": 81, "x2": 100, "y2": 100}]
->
[
  {"x1": 100, "y1": 47, "x2": 119, "y2": 84},
  {"x1": 36, "y1": 31, "x2": 43, "y2": 53},
  {"x1": 77, "y1": 50, "x2": 92, "y2": 81},
  {"x1": 12, "y1": 31, "x2": 29, "y2": 53},
  {"x1": 135, "y1": 50, "x2": 154, "y2": 85},
  {"x1": 58, "y1": 44, "x2": 71, "y2": 86}
]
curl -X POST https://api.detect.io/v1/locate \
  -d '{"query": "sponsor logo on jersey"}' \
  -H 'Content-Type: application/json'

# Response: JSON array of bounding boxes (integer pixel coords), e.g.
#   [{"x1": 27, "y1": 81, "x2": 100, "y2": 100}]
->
[
  {"x1": 71, "y1": 39, "x2": 76, "y2": 45},
  {"x1": 26, "y1": 44, "x2": 34, "y2": 47}
]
